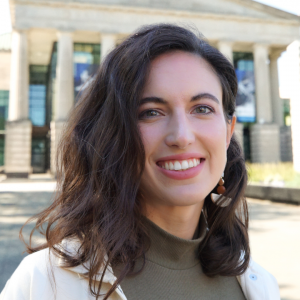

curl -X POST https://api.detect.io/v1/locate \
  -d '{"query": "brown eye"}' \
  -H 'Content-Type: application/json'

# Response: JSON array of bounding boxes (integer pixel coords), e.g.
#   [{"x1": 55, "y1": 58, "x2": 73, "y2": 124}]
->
[
  {"x1": 194, "y1": 106, "x2": 213, "y2": 114},
  {"x1": 139, "y1": 109, "x2": 161, "y2": 119},
  {"x1": 146, "y1": 110, "x2": 159, "y2": 117}
]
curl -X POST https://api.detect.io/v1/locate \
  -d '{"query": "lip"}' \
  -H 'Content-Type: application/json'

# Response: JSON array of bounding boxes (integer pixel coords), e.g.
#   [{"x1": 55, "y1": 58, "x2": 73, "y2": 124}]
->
[
  {"x1": 156, "y1": 156, "x2": 205, "y2": 180},
  {"x1": 156, "y1": 153, "x2": 204, "y2": 163}
]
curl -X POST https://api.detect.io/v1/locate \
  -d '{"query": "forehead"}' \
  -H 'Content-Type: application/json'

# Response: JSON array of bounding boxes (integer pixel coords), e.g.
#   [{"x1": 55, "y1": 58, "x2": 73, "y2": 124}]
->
[{"x1": 143, "y1": 51, "x2": 222, "y2": 102}]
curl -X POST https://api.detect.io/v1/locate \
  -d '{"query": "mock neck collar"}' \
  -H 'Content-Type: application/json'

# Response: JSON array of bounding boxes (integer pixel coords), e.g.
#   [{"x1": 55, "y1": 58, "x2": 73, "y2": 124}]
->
[{"x1": 143, "y1": 212, "x2": 207, "y2": 270}]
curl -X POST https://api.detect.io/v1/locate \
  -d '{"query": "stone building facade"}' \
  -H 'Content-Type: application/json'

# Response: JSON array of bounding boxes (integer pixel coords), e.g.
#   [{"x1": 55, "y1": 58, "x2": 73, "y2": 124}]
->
[{"x1": 0, "y1": 0, "x2": 300, "y2": 176}]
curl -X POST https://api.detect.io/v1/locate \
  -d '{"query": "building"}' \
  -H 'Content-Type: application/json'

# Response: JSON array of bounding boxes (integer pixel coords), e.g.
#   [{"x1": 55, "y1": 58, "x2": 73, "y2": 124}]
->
[{"x1": 0, "y1": 0, "x2": 299, "y2": 177}]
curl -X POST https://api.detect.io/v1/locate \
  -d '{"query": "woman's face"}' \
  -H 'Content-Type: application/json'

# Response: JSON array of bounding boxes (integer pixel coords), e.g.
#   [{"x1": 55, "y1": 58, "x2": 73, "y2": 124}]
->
[{"x1": 138, "y1": 51, "x2": 236, "y2": 210}]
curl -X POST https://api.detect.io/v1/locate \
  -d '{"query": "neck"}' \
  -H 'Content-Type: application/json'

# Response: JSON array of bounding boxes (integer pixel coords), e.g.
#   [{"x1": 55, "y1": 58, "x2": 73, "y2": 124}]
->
[{"x1": 143, "y1": 202, "x2": 203, "y2": 240}]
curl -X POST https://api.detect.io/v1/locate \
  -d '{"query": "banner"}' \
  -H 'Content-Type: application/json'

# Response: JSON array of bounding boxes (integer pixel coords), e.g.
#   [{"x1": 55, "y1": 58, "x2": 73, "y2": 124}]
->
[
  {"x1": 74, "y1": 52, "x2": 99, "y2": 100},
  {"x1": 235, "y1": 66, "x2": 256, "y2": 123}
]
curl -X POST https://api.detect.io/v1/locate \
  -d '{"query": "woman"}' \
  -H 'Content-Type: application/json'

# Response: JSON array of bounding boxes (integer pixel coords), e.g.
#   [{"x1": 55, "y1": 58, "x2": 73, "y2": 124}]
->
[{"x1": 0, "y1": 24, "x2": 279, "y2": 300}]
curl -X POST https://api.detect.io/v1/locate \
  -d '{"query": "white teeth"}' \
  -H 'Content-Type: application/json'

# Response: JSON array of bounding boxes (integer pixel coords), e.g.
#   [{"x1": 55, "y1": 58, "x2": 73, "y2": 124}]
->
[
  {"x1": 160, "y1": 158, "x2": 203, "y2": 171},
  {"x1": 174, "y1": 161, "x2": 181, "y2": 170},
  {"x1": 169, "y1": 162, "x2": 174, "y2": 170},
  {"x1": 181, "y1": 160, "x2": 189, "y2": 170}
]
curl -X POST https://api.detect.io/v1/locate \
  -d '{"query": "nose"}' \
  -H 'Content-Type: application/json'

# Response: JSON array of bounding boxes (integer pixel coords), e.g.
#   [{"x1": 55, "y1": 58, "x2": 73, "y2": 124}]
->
[{"x1": 165, "y1": 111, "x2": 195, "y2": 149}]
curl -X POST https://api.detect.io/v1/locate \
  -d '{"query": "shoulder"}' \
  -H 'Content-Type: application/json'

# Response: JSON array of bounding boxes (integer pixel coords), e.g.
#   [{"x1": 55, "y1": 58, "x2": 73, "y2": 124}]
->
[
  {"x1": 0, "y1": 249, "x2": 53, "y2": 300},
  {"x1": 0, "y1": 248, "x2": 91, "y2": 300},
  {"x1": 237, "y1": 257, "x2": 280, "y2": 300}
]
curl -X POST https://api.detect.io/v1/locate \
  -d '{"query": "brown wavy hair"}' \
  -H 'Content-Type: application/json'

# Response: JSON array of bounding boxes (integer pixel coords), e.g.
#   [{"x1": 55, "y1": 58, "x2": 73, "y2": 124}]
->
[{"x1": 21, "y1": 23, "x2": 249, "y2": 299}]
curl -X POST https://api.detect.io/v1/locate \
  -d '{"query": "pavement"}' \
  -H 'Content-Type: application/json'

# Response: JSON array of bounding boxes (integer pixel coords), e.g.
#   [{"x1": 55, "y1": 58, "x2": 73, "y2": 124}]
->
[
  {"x1": 0, "y1": 178, "x2": 299, "y2": 299},
  {"x1": 248, "y1": 198, "x2": 300, "y2": 300}
]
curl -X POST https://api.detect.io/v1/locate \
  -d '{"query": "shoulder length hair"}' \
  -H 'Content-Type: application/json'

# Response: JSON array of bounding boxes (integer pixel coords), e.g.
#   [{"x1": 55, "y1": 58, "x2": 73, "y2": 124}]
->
[{"x1": 22, "y1": 23, "x2": 249, "y2": 299}]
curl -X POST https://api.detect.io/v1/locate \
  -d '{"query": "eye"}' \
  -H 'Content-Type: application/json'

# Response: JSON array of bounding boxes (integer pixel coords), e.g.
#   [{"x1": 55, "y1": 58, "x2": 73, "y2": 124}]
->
[
  {"x1": 193, "y1": 105, "x2": 214, "y2": 115},
  {"x1": 138, "y1": 109, "x2": 161, "y2": 119}
]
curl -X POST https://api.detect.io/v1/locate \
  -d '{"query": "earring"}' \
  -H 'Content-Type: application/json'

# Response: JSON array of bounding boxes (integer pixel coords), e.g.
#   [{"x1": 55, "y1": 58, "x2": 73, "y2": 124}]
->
[{"x1": 210, "y1": 172, "x2": 232, "y2": 207}]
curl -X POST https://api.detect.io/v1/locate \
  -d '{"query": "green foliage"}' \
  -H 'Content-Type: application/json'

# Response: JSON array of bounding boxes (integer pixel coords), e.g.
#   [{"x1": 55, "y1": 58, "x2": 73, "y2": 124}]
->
[{"x1": 246, "y1": 162, "x2": 300, "y2": 188}]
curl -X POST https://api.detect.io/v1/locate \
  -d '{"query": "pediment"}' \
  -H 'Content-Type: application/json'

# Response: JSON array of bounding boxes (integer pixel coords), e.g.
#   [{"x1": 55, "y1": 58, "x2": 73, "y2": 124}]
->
[
  {"x1": 61, "y1": 0, "x2": 299, "y2": 21},
  {"x1": 14, "y1": 0, "x2": 299, "y2": 22}
]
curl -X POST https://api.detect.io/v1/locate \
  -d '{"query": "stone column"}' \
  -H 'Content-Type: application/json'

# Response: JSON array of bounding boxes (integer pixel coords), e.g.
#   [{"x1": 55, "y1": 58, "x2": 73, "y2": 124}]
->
[
  {"x1": 234, "y1": 122, "x2": 244, "y2": 155},
  {"x1": 250, "y1": 124, "x2": 280, "y2": 163},
  {"x1": 270, "y1": 51, "x2": 284, "y2": 127},
  {"x1": 253, "y1": 43, "x2": 272, "y2": 124},
  {"x1": 5, "y1": 30, "x2": 32, "y2": 177},
  {"x1": 287, "y1": 41, "x2": 300, "y2": 172},
  {"x1": 217, "y1": 41, "x2": 233, "y2": 63},
  {"x1": 291, "y1": 91, "x2": 300, "y2": 172},
  {"x1": 250, "y1": 43, "x2": 280, "y2": 163},
  {"x1": 101, "y1": 34, "x2": 117, "y2": 62},
  {"x1": 55, "y1": 32, "x2": 74, "y2": 121},
  {"x1": 50, "y1": 31, "x2": 74, "y2": 174}
]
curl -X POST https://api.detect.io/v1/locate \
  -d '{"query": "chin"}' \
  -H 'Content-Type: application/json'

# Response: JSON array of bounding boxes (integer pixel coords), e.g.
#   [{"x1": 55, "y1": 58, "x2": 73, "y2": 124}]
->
[{"x1": 161, "y1": 190, "x2": 208, "y2": 207}]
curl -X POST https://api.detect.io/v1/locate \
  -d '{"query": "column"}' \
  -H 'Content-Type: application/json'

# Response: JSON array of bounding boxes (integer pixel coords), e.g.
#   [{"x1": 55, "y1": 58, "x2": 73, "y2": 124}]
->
[
  {"x1": 270, "y1": 51, "x2": 284, "y2": 127},
  {"x1": 250, "y1": 44, "x2": 280, "y2": 163},
  {"x1": 4, "y1": 30, "x2": 32, "y2": 177},
  {"x1": 287, "y1": 41, "x2": 300, "y2": 172},
  {"x1": 218, "y1": 41, "x2": 233, "y2": 63},
  {"x1": 253, "y1": 43, "x2": 272, "y2": 124},
  {"x1": 8, "y1": 31, "x2": 29, "y2": 121},
  {"x1": 270, "y1": 50, "x2": 289, "y2": 163},
  {"x1": 250, "y1": 124, "x2": 280, "y2": 163},
  {"x1": 50, "y1": 31, "x2": 74, "y2": 174},
  {"x1": 55, "y1": 32, "x2": 74, "y2": 121},
  {"x1": 100, "y1": 34, "x2": 117, "y2": 62},
  {"x1": 234, "y1": 123, "x2": 244, "y2": 155}
]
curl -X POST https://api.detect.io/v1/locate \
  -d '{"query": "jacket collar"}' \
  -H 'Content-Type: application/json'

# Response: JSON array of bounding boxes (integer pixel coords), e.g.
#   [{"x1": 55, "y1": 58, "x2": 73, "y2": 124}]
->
[{"x1": 55, "y1": 239, "x2": 127, "y2": 299}]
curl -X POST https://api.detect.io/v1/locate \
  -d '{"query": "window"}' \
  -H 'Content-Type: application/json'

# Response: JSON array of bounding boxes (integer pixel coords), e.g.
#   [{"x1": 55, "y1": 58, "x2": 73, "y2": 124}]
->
[
  {"x1": 0, "y1": 90, "x2": 9, "y2": 130},
  {"x1": 31, "y1": 138, "x2": 48, "y2": 173},
  {"x1": 0, "y1": 90, "x2": 9, "y2": 166},
  {"x1": 29, "y1": 65, "x2": 48, "y2": 126},
  {"x1": 283, "y1": 99, "x2": 291, "y2": 126}
]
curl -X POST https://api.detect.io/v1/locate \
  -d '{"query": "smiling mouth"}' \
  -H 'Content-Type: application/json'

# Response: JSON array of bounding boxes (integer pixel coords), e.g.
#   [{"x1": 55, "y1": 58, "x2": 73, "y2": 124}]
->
[{"x1": 157, "y1": 158, "x2": 205, "y2": 171}]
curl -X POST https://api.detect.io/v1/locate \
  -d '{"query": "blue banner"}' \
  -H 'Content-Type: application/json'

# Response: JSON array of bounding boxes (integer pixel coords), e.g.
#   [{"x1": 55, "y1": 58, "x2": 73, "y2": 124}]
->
[
  {"x1": 235, "y1": 69, "x2": 256, "y2": 123},
  {"x1": 74, "y1": 52, "x2": 99, "y2": 100}
]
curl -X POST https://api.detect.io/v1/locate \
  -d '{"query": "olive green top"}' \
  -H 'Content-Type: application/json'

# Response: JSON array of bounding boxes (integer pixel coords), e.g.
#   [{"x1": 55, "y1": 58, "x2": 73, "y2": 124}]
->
[{"x1": 114, "y1": 213, "x2": 246, "y2": 300}]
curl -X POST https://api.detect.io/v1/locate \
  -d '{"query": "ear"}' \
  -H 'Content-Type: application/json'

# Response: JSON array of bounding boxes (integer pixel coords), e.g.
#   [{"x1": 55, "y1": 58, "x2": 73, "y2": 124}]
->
[{"x1": 226, "y1": 115, "x2": 236, "y2": 149}]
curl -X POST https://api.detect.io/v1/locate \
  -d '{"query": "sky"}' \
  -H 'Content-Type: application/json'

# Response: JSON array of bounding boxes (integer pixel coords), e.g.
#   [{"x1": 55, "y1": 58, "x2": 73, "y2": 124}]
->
[
  {"x1": 0, "y1": 0, "x2": 11, "y2": 35},
  {"x1": 0, "y1": 0, "x2": 300, "y2": 91},
  {"x1": 254, "y1": 0, "x2": 300, "y2": 15}
]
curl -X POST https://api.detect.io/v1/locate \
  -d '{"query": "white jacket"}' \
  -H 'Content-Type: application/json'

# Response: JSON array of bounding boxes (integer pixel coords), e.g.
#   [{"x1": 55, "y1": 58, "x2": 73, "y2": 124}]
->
[{"x1": 0, "y1": 240, "x2": 280, "y2": 300}]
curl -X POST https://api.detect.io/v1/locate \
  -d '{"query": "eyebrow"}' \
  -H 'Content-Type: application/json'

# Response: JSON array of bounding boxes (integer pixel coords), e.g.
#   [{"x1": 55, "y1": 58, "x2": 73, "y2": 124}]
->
[{"x1": 139, "y1": 93, "x2": 220, "y2": 105}]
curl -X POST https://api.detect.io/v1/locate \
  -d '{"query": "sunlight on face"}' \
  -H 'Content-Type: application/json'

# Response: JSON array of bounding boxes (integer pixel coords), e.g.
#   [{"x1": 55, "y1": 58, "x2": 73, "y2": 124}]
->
[{"x1": 138, "y1": 51, "x2": 235, "y2": 211}]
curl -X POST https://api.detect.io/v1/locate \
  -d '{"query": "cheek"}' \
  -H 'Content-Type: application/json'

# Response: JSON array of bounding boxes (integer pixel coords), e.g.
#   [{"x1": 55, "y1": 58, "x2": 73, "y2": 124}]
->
[
  {"x1": 198, "y1": 118, "x2": 227, "y2": 145},
  {"x1": 139, "y1": 123, "x2": 163, "y2": 156},
  {"x1": 197, "y1": 120, "x2": 228, "y2": 166}
]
